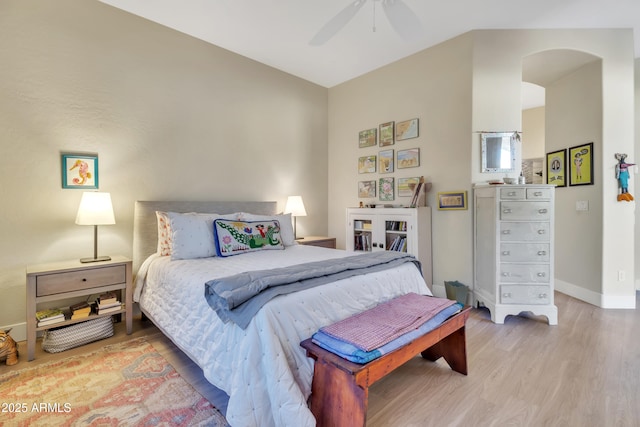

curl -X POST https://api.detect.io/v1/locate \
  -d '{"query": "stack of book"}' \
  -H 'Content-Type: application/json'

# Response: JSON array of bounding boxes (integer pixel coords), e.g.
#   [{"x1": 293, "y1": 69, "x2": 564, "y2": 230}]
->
[
  {"x1": 95, "y1": 292, "x2": 122, "y2": 315},
  {"x1": 36, "y1": 308, "x2": 65, "y2": 327},
  {"x1": 70, "y1": 301, "x2": 92, "y2": 320},
  {"x1": 388, "y1": 236, "x2": 407, "y2": 252}
]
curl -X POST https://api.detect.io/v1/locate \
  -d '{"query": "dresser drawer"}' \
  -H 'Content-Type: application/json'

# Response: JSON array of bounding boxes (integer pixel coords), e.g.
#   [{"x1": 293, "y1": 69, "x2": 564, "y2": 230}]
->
[
  {"x1": 36, "y1": 265, "x2": 126, "y2": 297},
  {"x1": 500, "y1": 188, "x2": 525, "y2": 200},
  {"x1": 499, "y1": 263, "x2": 550, "y2": 283},
  {"x1": 526, "y1": 188, "x2": 552, "y2": 200},
  {"x1": 500, "y1": 222, "x2": 550, "y2": 241},
  {"x1": 500, "y1": 201, "x2": 551, "y2": 221},
  {"x1": 500, "y1": 243, "x2": 550, "y2": 262},
  {"x1": 500, "y1": 285, "x2": 551, "y2": 304}
]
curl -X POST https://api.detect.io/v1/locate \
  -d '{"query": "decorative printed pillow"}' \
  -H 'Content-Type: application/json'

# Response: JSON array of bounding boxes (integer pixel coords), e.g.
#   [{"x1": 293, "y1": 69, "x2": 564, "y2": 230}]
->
[
  {"x1": 237, "y1": 213, "x2": 296, "y2": 246},
  {"x1": 156, "y1": 211, "x2": 172, "y2": 256},
  {"x1": 213, "y1": 219, "x2": 284, "y2": 257}
]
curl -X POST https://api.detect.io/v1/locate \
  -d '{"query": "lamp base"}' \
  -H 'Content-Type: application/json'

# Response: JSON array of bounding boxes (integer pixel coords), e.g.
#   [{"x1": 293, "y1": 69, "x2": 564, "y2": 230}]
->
[{"x1": 80, "y1": 256, "x2": 112, "y2": 263}]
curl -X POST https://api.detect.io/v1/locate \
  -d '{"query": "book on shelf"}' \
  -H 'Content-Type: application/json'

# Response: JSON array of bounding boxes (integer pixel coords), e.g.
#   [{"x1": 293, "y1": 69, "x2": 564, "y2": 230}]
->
[
  {"x1": 388, "y1": 236, "x2": 407, "y2": 252},
  {"x1": 96, "y1": 301, "x2": 121, "y2": 310},
  {"x1": 35, "y1": 308, "x2": 64, "y2": 322},
  {"x1": 69, "y1": 302, "x2": 91, "y2": 319},
  {"x1": 97, "y1": 292, "x2": 118, "y2": 306},
  {"x1": 71, "y1": 311, "x2": 91, "y2": 320},
  {"x1": 97, "y1": 304, "x2": 123, "y2": 315},
  {"x1": 37, "y1": 315, "x2": 66, "y2": 327}
]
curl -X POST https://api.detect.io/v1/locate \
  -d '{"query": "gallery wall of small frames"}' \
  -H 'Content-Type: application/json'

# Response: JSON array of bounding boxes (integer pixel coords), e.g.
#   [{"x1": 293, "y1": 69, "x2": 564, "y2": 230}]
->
[{"x1": 357, "y1": 118, "x2": 420, "y2": 203}]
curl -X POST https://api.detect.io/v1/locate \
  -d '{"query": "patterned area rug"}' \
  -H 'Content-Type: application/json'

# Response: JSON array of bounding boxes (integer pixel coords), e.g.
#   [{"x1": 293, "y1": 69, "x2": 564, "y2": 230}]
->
[{"x1": 0, "y1": 337, "x2": 228, "y2": 426}]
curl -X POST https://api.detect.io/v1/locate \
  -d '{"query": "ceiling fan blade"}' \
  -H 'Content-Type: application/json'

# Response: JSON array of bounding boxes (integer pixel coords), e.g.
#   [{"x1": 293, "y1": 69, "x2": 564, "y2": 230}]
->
[
  {"x1": 309, "y1": 0, "x2": 367, "y2": 46},
  {"x1": 381, "y1": 0, "x2": 422, "y2": 41}
]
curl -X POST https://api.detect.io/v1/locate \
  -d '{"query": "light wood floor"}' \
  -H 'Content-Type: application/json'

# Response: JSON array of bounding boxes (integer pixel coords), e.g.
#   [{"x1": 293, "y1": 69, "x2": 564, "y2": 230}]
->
[{"x1": 4, "y1": 291, "x2": 639, "y2": 427}]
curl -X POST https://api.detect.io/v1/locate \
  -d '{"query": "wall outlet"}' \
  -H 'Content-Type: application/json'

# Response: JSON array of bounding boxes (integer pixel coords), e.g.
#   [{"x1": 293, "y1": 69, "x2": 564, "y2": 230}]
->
[{"x1": 618, "y1": 270, "x2": 626, "y2": 281}]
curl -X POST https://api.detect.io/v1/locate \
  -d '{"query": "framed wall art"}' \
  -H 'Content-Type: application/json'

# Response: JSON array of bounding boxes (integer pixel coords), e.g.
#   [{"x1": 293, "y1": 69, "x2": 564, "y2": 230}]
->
[
  {"x1": 358, "y1": 180, "x2": 376, "y2": 198},
  {"x1": 546, "y1": 149, "x2": 567, "y2": 187},
  {"x1": 61, "y1": 154, "x2": 99, "y2": 189},
  {"x1": 359, "y1": 128, "x2": 377, "y2": 148},
  {"x1": 397, "y1": 148, "x2": 420, "y2": 169},
  {"x1": 398, "y1": 177, "x2": 420, "y2": 197},
  {"x1": 378, "y1": 149, "x2": 394, "y2": 173},
  {"x1": 437, "y1": 191, "x2": 467, "y2": 210},
  {"x1": 568, "y1": 142, "x2": 594, "y2": 186},
  {"x1": 358, "y1": 155, "x2": 376, "y2": 174},
  {"x1": 379, "y1": 177, "x2": 394, "y2": 201},
  {"x1": 395, "y1": 118, "x2": 419, "y2": 141},
  {"x1": 379, "y1": 121, "x2": 394, "y2": 146}
]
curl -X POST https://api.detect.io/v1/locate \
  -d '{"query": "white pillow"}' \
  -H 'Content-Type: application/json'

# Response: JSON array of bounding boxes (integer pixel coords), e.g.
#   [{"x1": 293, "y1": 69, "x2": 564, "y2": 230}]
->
[
  {"x1": 237, "y1": 212, "x2": 296, "y2": 246},
  {"x1": 167, "y1": 212, "x2": 237, "y2": 260}
]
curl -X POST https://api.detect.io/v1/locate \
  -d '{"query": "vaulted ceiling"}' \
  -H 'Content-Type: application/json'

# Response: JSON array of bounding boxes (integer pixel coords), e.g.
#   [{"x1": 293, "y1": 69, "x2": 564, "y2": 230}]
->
[{"x1": 99, "y1": 0, "x2": 639, "y2": 90}]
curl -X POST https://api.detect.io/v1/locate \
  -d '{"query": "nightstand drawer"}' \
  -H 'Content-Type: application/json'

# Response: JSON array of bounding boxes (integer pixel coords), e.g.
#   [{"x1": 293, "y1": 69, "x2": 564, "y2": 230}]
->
[{"x1": 37, "y1": 265, "x2": 126, "y2": 296}]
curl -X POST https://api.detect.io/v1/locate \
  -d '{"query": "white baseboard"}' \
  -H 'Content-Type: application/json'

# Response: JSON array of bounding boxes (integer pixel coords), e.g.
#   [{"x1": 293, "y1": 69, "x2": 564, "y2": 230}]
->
[
  {"x1": 555, "y1": 279, "x2": 636, "y2": 309},
  {"x1": 1, "y1": 322, "x2": 26, "y2": 342}
]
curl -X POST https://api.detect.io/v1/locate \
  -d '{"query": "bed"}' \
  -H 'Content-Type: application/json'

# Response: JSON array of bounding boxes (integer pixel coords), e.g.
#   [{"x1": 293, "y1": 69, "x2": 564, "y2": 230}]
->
[{"x1": 132, "y1": 201, "x2": 432, "y2": 427}]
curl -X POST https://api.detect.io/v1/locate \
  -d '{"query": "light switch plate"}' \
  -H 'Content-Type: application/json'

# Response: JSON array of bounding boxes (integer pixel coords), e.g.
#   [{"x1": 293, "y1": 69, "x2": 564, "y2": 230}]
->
[{"x1": 576, "y1": 200, "x2": 589, "y2": 211}]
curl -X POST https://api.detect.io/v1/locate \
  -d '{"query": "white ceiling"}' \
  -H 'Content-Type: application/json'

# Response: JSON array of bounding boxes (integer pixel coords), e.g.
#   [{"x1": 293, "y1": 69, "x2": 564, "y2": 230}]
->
[{"x1": 99, "y1": 0, "x2": 639, "y2": 91}]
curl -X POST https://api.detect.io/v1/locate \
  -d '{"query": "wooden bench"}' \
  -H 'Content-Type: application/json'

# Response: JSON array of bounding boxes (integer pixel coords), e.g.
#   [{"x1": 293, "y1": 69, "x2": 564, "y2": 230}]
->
[{"x1": 300, "y1": 305, "x2": 471, "y2": 427}]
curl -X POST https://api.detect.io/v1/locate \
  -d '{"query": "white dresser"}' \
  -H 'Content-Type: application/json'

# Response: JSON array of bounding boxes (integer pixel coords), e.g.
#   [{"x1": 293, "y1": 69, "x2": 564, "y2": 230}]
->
[{"x1": 473, "y1": 185, "x2": 558, "y2": 325}]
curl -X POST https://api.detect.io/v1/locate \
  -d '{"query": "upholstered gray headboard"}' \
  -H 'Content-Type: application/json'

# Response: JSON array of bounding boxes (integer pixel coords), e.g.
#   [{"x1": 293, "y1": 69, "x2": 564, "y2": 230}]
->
[{"x1": 132, "y1": 201, "x2": 278, "y2": 274}]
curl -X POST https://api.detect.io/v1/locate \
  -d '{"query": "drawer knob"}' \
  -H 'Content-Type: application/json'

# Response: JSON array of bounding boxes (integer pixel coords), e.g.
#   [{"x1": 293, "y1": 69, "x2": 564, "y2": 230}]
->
[
  {"x1": 503, "y1": 209, "x2": 512, "y2": 214},
  {"x1": 539, "y1": 293, "x2": 547, "y2": 298},
  {"x1": 534, "y1": 191, "x2": 543, "y2": 196},
  {"x1": 503, "y1": 292, "x2": 512, "y2": 298},
  {"x1": 537, "y1": 272, "x2": 546, "y2": 277},
  {"x1": 538, "y1": 209, "x2": 548, "y2": 214},
  {"x1": 82, "y1": 278, "x2": 87, "y2": 282},
  {"x1": 502, "y1": 251, "x2": 510, "y2": 256},
  {"x1": 502, "y1": 230, "x2": 511, "y2": 235},
  {"x1": 502, "y1": 272, "x2": 510, "y2": 277},
  {"x1": 508, "y1": 191, "x2": 516, "y2": 196},
  {"x1": 537, "y1": 229, "x2": 546, "y2": 234},
  {"x1": 537, "y1": 251, "x2": 547, "y2": 256}
]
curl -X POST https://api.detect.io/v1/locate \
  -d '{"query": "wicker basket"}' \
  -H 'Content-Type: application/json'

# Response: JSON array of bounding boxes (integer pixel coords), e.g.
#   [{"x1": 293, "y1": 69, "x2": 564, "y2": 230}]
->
[{"x1": 42, "y1": 316, "x2": 114, "y2": 353}]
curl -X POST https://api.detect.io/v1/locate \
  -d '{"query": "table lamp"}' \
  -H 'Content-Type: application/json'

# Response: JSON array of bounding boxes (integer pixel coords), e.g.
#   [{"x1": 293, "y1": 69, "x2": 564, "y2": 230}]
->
[
  {"x1": 75, "y1": 192, "x2": 115, "y2": 263},
  {"x1": 284, "y1": 195, "x2": 307, "y2": 240}
]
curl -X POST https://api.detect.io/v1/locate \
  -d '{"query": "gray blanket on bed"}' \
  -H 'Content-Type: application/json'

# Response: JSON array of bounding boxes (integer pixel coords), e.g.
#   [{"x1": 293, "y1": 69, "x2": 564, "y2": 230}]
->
[{"x1": 204, "y1": 251, "x2": 422, "y2": 329}]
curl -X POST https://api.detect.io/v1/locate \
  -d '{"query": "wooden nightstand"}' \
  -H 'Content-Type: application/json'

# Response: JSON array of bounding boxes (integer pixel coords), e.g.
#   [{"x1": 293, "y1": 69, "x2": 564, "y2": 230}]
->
[
  {"x1": 296, "y1": 236, "x2": 337, "y2": 249},
  {"x1": 25, "y1": 256, "x2": 132, "y2": 361}
]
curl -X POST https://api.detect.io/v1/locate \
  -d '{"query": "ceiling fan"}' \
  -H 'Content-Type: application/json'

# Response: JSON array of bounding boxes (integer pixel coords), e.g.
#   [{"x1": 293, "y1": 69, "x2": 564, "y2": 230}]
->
[{"x1": 310, "y1": 0, "x2": 422, "y2": 46}]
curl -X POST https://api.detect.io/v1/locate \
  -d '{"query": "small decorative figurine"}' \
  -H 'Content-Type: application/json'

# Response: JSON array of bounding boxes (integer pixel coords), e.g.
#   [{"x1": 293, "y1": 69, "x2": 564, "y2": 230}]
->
[
  {"x1": 615, "y1": 153, "x2": 635, "y2": 202},
  {"x1": 0, "y1": 328, "x2": 19, "y2": 366}
]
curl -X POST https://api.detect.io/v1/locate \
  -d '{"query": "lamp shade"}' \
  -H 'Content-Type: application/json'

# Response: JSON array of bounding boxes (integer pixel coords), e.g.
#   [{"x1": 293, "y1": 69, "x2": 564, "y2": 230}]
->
[
  {"x1": 75, "y1": 192, "x2": 115, "y2": 225},
  {"x1": 284, "y1": 196, "x2": 307, "y2": 217}
]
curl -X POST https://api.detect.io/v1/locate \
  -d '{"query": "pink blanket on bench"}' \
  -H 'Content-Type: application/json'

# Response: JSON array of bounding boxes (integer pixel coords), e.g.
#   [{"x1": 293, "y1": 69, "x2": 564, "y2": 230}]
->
[{"x1": 319, "y1": 293, "x2": 455, "y2": 351}]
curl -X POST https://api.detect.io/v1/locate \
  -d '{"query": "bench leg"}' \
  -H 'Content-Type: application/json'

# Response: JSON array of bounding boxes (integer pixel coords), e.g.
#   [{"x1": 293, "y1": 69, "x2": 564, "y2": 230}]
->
[
  {"x1": 420, "y1": 326, "x2": 468, "y2": 375},
  {"x1": 309, "y1": 358, "x2": 368, "y2": 427}
]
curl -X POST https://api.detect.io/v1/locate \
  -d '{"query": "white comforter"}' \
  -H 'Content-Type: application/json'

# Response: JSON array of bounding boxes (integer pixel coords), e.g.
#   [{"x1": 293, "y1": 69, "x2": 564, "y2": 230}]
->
[{"x1": 135, "y1": 245, "x2": 431, "y2": 427}]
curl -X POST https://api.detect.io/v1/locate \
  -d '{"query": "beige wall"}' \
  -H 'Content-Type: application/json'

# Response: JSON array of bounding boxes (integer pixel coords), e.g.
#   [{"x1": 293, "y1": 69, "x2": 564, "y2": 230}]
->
[
  {"x1": 0, "y1": 0, "x2": 328, "y2": 336},
  {"x1": 328, "y1": 34, "x2": 474, "y2": 296},
  {"x1": 522, "y1": 107, "x2": 545, "y2": 159},
  {"x1": 547, "y1": 61, "x2": 604, "y2": 299}
]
